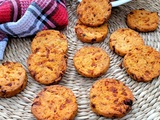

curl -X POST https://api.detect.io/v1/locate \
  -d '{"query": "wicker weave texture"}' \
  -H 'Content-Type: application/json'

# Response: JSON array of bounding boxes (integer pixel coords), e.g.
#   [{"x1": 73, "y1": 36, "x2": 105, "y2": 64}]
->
[{"x1": 0, "y1": 0, "x2": 160, "y2": 120}]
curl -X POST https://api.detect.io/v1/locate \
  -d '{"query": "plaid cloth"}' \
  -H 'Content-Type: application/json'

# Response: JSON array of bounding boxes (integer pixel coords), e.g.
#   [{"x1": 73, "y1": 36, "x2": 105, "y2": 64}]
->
[{"x1": 0, "y1": 0, "x2": 68, "y2": 60}]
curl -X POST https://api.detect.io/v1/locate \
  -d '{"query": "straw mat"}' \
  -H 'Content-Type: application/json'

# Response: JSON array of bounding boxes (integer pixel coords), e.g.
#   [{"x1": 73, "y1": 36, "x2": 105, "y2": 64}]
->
[{"x1": 0, "y1": 0, "x2": 160, "y2": 120}]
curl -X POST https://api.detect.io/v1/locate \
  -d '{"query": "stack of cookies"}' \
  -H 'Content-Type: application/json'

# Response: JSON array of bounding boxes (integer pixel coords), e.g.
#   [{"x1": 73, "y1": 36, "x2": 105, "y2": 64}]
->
[
  {"x1": 108, "y1": 9, "x2": 160, "y2": 82},
  {"x1": 27, "y1": 30, "x2": 68, "y2": 85},
  {"x1": 75, "y1": 0, "x2": 112, "y2": 43}
]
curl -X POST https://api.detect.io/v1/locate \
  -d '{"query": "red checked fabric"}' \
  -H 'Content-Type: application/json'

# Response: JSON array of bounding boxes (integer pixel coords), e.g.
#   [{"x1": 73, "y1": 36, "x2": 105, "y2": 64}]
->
[{"x1": 0, "y1": 0, "x2": 68, "y2": 60}]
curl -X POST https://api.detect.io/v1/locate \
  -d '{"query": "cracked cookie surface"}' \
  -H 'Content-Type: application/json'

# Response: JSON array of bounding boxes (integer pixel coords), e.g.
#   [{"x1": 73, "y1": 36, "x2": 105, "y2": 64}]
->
[
  {"x1": 109, "y1": 28, "x2": 144, "y2": 56},
  {"x1": 77, "y1": 0, "x2": 112, "y2": 27},
  {"x1": 73, "y1": 46, "x2": 110, "y2": 78},
  {"x1": 75, "y1": 20, "x2": 108, "y2": 43},
  {"x1": 90, "y1": 78, "x2": 134, "y2": 118},
  {"x1": 31, "y1": 85, "x2": 78, "y2": 120},
  {"x1": 123, "y1": 45, "x2": 160, "y2": 82},
  {"x1": 0, "y1": 61, "x2": 27, "y2": 98},
  {"x1": 126, "y1": 9, "x2": 159, "y2": 32}
]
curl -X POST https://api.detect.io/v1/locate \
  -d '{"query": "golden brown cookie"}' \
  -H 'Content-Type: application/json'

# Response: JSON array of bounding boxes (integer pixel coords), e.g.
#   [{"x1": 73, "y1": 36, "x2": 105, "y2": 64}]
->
[
  {"x1": 27, "y1": 52, "x2": 67, "y2": 85},
  {"x1": 126, "y1": 9, "x2": 159, "y2": 32},
  {"x1": 31, "y1": 30, "x2": 68, "y2": 54},
  {"x1": 77, "y1": 0, "x2": 112, "y2": 27},
  {"x1": 75, "y1": 20, "x2": 108, "y2": 43},
  {"x1": 73, "y1": 46, "x2": 110, "y2": 78},
  {"x1": 0, "y1": 61, "x2": 27, "y2": 98},
  {"x1": 31, "y1": 85, "x2": 78, "y2": 120},
  {"x1": 90, "y1": 78, "x2": 134, "y2": 118},
  {"x1": 109, "y1": 28, "x2": 144, "y2": 56},
  {"x1": 123, "y1": 45, "x2": 160, "y2": 82}
]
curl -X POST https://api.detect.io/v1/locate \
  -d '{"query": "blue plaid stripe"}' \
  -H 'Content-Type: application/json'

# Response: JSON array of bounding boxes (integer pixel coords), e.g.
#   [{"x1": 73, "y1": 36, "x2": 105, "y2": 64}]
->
[{"x1": 0, "y1": 38, "x2": 8, "y2": 60}]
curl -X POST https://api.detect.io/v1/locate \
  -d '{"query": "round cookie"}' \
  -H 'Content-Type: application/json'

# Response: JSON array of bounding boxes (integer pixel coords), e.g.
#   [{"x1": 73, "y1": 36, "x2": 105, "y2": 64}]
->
[
  {"x1": 77, "y1": 0, "x2": 112, "y2": 27},
  {"x1": 0, "y1": 61, "x2": 27, "y2": 98},
  {"x1": 31, "y1": 30, "x2": 68, "y2": 54},
  {"x1": 126, "y1": 9, "x2": 159, "y2": 32},
  {"x1": 27, "y1": 52, "x2": 67, "y2": 85},
  {"x1": 75, "y1": 20, "x2": 108, "y2": 43},
  {"x1": 90, "y1": 78, "x2": 134, "y2": 118},
  {"x1": 109, "y1": 28, "x2": 144, "y2": 56},
  {"x1": 73, "y1": 46, "x2": 110, "y2": 78},
  {"x1": 31, "y1": 85, "x2": 78, "y2": 120},
  {"x1": 123, "y1": 45, "x2": 160, "y2": 82}
]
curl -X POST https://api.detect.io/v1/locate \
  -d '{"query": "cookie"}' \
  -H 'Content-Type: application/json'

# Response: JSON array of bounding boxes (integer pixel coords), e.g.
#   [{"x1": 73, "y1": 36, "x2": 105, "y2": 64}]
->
[
  {"x1": 90, "y1": 78, "x2": 134, "y2": 118},
  {"x1": 0, "y1": 61, "x2": 27, "y2": 98},
  {"x1": 75, "y1": 20, "x2": 108, "y2": 43},
  {"x1": 77, "y1": 0, "x2": 112, "y2": 27},
  {"x1": 109, "y1": 28, "x2": 144, "y2": 56},
  {"x1": 31, "y1": 85, "x2": 78, "y2": 120},
  {"x1": 73, "y1": 46, "x2": 110, "y2": 78},
  {"x1": 126, "y1": 9, "x2": 159, "y2": 32},
  {"x1": 31, "y1": 30, "x2": 68, "y2": 54},
  {"x1": 27, "y1": 52, "x2": 67, "y2": 85},
  {"x1": 123, "y1": 45, "x2": 160, "y2": 82}
]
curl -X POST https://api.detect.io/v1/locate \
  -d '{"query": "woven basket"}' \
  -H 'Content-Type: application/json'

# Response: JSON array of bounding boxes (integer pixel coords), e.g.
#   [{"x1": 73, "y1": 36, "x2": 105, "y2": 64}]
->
[{"x1": 0, "y1": 0, "x2": 160, "y2": 120}]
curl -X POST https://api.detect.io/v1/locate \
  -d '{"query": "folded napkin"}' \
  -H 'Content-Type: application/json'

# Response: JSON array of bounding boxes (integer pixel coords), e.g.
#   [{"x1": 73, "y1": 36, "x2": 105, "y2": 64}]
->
[{"x1": 0, "y1": 0, "x2": 68, "y2": 60}]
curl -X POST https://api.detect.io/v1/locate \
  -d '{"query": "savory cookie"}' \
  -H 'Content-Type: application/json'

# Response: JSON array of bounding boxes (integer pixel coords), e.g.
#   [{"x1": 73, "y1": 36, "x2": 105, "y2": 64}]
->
[
  {"x1": 126, "y1": 9, "x2": 159, "y2": 32},
  {"x1": 0, "y1": 62, "x2": 27, "y2": 98},
  {"x1": 31, "y1": 30, "x2": 68, "y2": 54},
  {"x1": 90, "y1": 78, "x2": 134, "y2": 118},
  {"x1": 109, "y1": 28, "x2": 144, "y2": 56},
  {"x1": 75, "y1": 20, "x2": 108, "y2": 43},
  {"x1": 77, "y1": 0, "x2": 112, "y2": 27},
  {"x1": 73, "y1": 46, "x2": 110, "y2": 78},
  {"x1": 27, "y1": 52, "x2": 67, "y2": 85},
  {"x1": 31, "y1": 85, "x2": 78, "y2": 120},
  {"x1": 123, "y1": 45, "x2": 160, "y2": 82}
]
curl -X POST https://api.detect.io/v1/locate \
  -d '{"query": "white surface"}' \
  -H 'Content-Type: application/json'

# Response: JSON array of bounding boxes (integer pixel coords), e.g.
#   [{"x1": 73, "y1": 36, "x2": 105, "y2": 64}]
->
[{"x1": 77, "y1": 0, "x2": 132, "y2": 7}]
